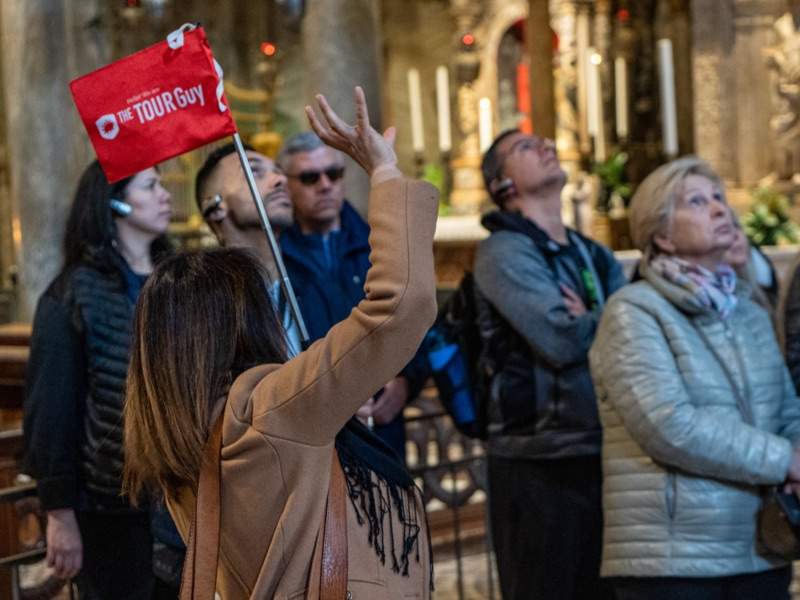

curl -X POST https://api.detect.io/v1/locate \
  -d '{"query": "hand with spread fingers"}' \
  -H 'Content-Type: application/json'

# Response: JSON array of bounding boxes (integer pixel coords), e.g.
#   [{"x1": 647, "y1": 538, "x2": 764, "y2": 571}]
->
[{"x1": 305, "y1": 86, "x2": 397, "y2": 177}]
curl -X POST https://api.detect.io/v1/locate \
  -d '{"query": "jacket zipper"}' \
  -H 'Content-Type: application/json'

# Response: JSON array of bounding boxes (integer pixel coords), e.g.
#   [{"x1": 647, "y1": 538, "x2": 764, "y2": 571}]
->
[
  {"x1": 695, "y1": 317, "x2": 755, "y2": 426},
  {"x1": 665, "y1": 471, "x2": 677, "y2": 528},
  {"x1": 721, "y1": 319, "x2": 755, "y2": 424}
]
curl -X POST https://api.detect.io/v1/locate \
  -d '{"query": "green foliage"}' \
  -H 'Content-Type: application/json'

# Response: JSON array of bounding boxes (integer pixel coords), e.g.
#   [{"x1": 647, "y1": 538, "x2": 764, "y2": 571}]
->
[
  {"x1": 742, "y1": 186, "x2": 800, "y2": 246},
  {"x1": 421, "y1": 163, "x2": 453, "y2": 215},
  {"x1": 422, "y1": 163, "x2": 444, "y2": 192},
  {"x1": 593, "y1": 152, "x2": 632, "y2": 213}
]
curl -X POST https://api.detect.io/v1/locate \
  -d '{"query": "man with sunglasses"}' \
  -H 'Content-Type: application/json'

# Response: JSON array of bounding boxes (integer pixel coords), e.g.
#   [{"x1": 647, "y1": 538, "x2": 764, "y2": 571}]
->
[
  {"x1": 475, "y1": 130, "x2": 625, "y2": 600},
  {"x1": 277, "y1": 132, "x2": 428, "y2": 461}
]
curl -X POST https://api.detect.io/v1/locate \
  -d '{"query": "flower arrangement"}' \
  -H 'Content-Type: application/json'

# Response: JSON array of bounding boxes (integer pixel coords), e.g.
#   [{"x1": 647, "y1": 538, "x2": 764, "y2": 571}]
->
[
  {"x1": 742, "y1": 186, "x2": 800, "y2": 246},
  {"x1": 593, "y1": 151, "x2": 632, "y2": 213}
]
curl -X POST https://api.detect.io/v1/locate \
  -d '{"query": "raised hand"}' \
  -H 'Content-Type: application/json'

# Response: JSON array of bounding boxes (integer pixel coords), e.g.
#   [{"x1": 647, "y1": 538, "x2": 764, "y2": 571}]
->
[{"x1": 305, "y1": 86, "x2": 397, "y2": 177}]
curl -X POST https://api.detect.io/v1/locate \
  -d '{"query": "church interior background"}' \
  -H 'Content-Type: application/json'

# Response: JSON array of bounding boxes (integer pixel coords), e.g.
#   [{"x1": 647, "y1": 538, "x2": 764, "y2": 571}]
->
[{"x1": 3, "y1": 0, "x2": 800, "y2": 597}]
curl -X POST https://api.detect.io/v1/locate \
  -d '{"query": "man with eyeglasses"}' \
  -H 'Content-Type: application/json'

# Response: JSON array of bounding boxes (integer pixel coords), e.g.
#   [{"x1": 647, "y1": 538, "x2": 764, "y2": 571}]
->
[
  {"x1": 195, "y1": 142, "x2": 303, "y2": 356},
  {"x1": 277, "y1": 131, "x2": 428, "y2": 461},
  {"x1": 475, "y1": 130, "x2": 625, "y2": 600}
]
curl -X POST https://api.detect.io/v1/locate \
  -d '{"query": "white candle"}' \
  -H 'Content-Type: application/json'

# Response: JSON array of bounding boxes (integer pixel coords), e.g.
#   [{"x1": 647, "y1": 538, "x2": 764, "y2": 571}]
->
[
  {"x1": 435, "y1": 66, "x2": 452, "y2": 153},
  {"x1": 614, "y1": 57, "x2": 629, "y2": 140},
  {"x1": 657, "y1": 38, "x2": 678, "y2": 157},
  {"x1": 586, "y1": 49, "x2": 600, "y2": 137},
  {"x1": 478, "y1": 97, "x2": 493, "y2": 153},
  {"x1": 588, "y1": 51, "x2": 606, "y2": 163},
  {"x1": 407, "y1": 68, "x2": 425, "y2": 154}
]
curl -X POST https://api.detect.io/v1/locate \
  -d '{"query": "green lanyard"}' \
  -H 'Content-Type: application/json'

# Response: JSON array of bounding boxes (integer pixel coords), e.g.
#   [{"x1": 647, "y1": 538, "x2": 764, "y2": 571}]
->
[
  {"x1": 570, "y1": 232, "x2": 604, "y2": 311},
  {"x1": 580, "y1": 268, "x2": 600, "y2": 310}
]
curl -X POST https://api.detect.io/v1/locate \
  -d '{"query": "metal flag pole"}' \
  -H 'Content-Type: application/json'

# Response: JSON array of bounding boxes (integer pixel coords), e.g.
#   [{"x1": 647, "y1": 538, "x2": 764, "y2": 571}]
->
[{"x1": 232, "y1": 132, "x2": 310, "y2": 343}]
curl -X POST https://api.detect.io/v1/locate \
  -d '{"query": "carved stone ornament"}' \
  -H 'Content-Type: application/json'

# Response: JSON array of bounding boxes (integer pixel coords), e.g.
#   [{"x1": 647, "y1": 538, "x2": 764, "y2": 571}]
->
[{"x1": 765, "y1": 12, "x2": 800, "y2": 178}]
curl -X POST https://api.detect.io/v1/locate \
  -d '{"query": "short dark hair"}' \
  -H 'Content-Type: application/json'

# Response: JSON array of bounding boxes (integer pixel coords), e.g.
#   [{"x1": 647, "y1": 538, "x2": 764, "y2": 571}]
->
[
  {"x1": 481, "y1": 129, "x2": 521, "y2": 207},
  {"x1": 194, "y1": 142, "x2": 255, "y2": 211}
]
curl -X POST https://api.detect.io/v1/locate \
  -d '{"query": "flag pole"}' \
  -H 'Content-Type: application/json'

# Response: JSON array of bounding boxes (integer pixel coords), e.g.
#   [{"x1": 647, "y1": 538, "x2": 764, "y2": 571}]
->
[{"x1": 232, "y1": 132, "x2": 310, "y2": 343}]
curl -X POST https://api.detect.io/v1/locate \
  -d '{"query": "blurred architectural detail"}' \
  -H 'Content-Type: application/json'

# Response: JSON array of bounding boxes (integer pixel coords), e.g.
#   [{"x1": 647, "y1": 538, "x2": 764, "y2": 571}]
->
[
  {"x1": 692, "y1": 0, "x2": 786, "y2": 190},
  {"x1": 449, "y1": 0, "x2": 488, "y2": 214},
  {"x1": 0, "y1": 0, "x2": 796, "y2": 316},
  {"x1": 552, "y1": 1, "x2": 582, "y2": 167},
  {"x1": 1, "y1": 1, "x2": 110, "y2": 320},
  {"x1": 766, "y1": 12, "x2": 800, "y2": 181},
  {"x1": 301, "y1": 0, "x2": 382, "y2": 216}
]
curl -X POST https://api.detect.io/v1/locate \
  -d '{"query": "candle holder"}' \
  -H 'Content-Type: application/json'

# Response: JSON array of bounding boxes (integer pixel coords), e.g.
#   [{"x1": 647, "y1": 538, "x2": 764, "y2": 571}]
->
[
  {"x1": 414, "y1": 152, "x2": 425, "y2": 179},
  {"x1": 663, "y1": 151, "x2": 679, "y2": 163},
  {"x1": 440, "y1": 150, "x2": 452, "y2": 202}
]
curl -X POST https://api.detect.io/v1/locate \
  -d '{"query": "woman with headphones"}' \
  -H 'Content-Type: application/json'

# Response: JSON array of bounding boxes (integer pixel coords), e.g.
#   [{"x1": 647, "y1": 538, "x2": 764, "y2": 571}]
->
[{"x1": 23, "y1": 161, "x2": 173, "y2": 598}]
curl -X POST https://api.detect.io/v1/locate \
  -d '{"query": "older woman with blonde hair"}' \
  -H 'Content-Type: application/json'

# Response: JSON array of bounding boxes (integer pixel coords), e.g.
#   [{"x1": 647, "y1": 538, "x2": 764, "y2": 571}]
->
[{"x1": 590, "y1": 156, "x2": 800, "y2": 600}]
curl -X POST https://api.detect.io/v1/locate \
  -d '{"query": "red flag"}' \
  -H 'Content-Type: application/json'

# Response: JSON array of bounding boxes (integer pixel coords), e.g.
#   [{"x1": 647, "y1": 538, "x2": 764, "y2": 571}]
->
[{"x1": 70, "y1": 24, "x2": 237, "y2": 182}]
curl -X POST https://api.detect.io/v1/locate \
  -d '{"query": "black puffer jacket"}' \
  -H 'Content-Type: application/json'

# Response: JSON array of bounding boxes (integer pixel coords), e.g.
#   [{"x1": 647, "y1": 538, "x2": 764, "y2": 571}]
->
[
  {"x1": 24, "y1": 261, "x2": 137, "y2": 511},
  {"x1": 474, "y1": 211, "x2": 627, "y2": 459}
]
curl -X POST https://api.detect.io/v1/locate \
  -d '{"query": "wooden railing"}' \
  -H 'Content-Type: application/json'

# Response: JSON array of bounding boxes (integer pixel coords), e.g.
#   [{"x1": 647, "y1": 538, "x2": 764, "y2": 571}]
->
[
  {"x1": 0, "y1": 323, "x2": 61, "y2": 599},
  {"x1": 0, "y1": 322, "x2": 498, "y2": 598}
]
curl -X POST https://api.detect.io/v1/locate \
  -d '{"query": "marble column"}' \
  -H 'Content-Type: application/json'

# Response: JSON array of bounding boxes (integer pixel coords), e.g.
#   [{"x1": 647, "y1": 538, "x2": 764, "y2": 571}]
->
[
  {"x1": 691, "y1": 0, "x2": 738, "y2": 182},
  {"x1": 302, "y1": 0, "x2": 382, "y2": 216},
  {"x1": 1, "y1": 1, "x2": 110, "y2": 319},
  {"x1": 732, "y1": 0, "x2": 786, "y2": 185},
  {"x1": 528, "y1": 0, "x2": 556, "y2": 139}
]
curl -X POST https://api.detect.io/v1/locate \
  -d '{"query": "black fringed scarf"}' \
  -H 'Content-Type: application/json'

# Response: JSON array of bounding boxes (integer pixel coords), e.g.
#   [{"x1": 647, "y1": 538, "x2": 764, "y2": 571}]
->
[{"x1": 334, "y1": 417, "x2": 434, "y2": 588}]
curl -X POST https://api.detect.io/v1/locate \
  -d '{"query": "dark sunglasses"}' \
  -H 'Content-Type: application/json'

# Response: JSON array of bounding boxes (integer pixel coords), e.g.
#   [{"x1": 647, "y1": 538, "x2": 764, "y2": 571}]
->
[{"x1": 288, "y1": 166, "x2": 345, "y2": 186}]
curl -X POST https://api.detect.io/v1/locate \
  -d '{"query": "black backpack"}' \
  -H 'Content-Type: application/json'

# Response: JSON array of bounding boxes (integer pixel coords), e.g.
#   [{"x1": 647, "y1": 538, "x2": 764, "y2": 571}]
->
[{"x1": 424, "y1": 272, "x2": 508, "y2": 440}]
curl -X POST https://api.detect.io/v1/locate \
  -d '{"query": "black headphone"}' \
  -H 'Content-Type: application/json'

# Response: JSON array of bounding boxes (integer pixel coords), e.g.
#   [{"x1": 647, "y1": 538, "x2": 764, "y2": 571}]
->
[
  {"x1": 489, "y1": 177, "x2": 517, "y2": 204},
  {"x1": 109, "y1": 198, "x2": 132, "y2": 217},
  {"x1": 200, "y1": 193, "x2": 223, "y2": 219}
]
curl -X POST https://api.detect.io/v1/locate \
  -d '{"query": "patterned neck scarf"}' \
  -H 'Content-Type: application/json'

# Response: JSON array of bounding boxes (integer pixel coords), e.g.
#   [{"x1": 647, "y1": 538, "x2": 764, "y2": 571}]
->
[{"x1": 650, "y1": 254, "x2": 738, "y2": 319}]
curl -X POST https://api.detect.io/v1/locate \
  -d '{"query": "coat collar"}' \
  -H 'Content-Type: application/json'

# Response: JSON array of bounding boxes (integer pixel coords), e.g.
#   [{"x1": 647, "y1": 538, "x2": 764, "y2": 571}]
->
[
  {"x1": 280, "y1": 200, "x2": 370, "y2": 272},
  {"x1": 481, "y1": 209, "x2": 574, "y2": 255}
]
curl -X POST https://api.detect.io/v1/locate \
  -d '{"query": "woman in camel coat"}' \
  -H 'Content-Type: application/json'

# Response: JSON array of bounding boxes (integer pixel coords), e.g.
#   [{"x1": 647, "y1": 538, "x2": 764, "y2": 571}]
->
[{"x1": 123, "y1": 89, "x2": 438, "y2": 599}]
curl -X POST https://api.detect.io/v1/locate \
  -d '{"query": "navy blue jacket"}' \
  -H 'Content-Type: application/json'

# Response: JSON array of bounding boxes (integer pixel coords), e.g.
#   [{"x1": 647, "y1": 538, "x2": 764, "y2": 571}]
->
[
  {"x1": 281, "y1": 201, "x2": 429, "y2": 460},
  {"x1": 281, "y1": 201, "x2": 371, "y2": 342}
]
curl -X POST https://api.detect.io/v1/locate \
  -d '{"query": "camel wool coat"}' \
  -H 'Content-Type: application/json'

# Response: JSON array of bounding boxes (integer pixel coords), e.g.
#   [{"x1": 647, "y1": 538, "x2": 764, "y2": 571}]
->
[{"x1": 168, "y1": 172, "x2": 438, "y2": 599}]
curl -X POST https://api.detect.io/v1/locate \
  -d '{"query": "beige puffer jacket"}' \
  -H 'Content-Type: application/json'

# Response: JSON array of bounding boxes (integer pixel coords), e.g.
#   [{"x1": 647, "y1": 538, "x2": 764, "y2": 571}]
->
[{"x1": 590, "y1": 262, "x2": 800, "y2": 578}]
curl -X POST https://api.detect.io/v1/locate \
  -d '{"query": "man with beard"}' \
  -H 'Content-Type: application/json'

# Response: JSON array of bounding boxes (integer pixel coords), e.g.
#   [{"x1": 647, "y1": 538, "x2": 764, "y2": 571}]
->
[
  {"x1": 196, "y1": 142, "x2": 302, "y2": 355},
  {"x1": 277, "y1": 132, "x2": 427, "y2": 460},
  {"x1": 475, "y1": 131, "x2": 626, "y2": 600}
]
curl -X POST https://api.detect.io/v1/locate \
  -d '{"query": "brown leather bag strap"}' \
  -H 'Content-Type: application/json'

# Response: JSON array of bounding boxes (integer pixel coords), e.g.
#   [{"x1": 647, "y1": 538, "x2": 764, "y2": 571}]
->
[
  {"x1": 320, "y1": 449, "x2": 348, "y2": 600},
  {"x1": 180, "y1": 416, "x2": 223, "y2": 600}
]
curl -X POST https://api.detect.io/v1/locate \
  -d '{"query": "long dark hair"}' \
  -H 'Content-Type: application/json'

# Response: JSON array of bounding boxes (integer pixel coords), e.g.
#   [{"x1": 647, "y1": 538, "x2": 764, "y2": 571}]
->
[
  {"x1": 123, "y1": 247, "x2": 288, "y2": 501},
  {"x1": 62, "y1": 160, "x2": 171, "y2": 274}
]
